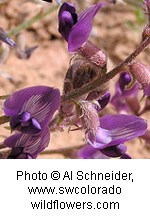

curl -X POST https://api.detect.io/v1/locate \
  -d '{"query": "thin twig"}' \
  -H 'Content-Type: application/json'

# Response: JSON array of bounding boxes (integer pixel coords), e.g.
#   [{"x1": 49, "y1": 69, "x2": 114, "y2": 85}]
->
[{"x1": 8, "y1": 4, "x2": 59, "y2": 37}]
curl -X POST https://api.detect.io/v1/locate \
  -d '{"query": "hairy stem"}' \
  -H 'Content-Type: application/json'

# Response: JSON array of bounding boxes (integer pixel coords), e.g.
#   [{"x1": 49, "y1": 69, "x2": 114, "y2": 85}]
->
[
  {"x1": 62, "y1": 37, "x2": 150, "y2": 102},
  {"x1": 8, "y1": 4, "x2": 59, "y2": 37}
]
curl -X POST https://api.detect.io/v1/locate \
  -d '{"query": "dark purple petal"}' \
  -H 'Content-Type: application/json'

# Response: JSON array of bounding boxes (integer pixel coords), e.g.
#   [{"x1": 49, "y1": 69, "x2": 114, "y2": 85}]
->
[
  {"x1": 118, "y1": 72, "x2": 131, "y2": 91},
  {"x1": 68, "y1": 2, "x2": 107, "y2": 52},
  {"x1": 59, "y1": 2, "x2": 77, "y2": 20},
  {"x1": 100, "y1": 144, "x2": 127, "y2": 158},
  {"x1": 8, "y1": 147, "x2": 32, "y2": 159},
  {"x1": 58, "y1": 2, "x2": 77, "y2": 40},
  {"x1": 88, "y1": 114, "x2": 147, "y2": 149},
  {"x1": 4, "y1": 127, "x2": 50, "y2": 159},
  {"x1": 98, "y1": 91, "x2": 110, "y2": 110},
  {"x1": 3, "y1": 86, "x2": 60, "y2": 133},
  {"x1": 59, "y1": 11, "x2": 76, "y2": 40},
  {"x1": 120, "y1": 154, "x2": 131, "y2": 159}
]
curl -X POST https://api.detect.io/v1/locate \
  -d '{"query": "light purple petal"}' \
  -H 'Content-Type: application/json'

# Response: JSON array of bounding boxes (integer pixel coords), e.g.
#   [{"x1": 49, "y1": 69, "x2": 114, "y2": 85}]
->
[
  {"x1": 21, "y1": 112, "x2": 31, "y2": 122},
  {"x1": 31, "y1": 118, "x2": 42, "y2": 131},
  {"x1": 68, "y1": 2, "x2": 107, "y2": 52},
  {"x1": 89, "y1": 114, "x2": 147, "y2": 149}
]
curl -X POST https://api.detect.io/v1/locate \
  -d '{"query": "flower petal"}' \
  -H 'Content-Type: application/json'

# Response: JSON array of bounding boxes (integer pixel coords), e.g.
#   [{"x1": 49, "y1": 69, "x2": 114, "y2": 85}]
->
[
  {"x1": 4, "y1": 127, "x2": 50, "y2": 158},
  {"x1": 58, "y1": 2, "x2": 77, "y2": 40},
  {"x1": 3, "y1": 86, "x2": 60, "y2": 133},
  {"x1": 100, "y1": 144, "x2": 127, "y2": 158},
  {"x1": 79, "y1": 144, "x2": 108, "y2": 159},
  {"x1": 68, "y1": 2, "x2": 107, "y2": 52},
  {"x1": 89, "y1": 114, "x2": 147, "y2": 149}
]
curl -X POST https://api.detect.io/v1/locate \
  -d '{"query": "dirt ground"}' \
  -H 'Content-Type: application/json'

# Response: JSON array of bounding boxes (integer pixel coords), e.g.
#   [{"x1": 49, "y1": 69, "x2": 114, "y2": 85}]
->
[{"x1": 0, "y1": 0, "x2": 150, "y2": 158}]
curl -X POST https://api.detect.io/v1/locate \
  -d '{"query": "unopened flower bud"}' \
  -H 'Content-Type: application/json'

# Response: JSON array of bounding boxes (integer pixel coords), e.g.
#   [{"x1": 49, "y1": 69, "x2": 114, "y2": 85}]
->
[
  {"x1": 118, "y1": 72, "x2": 131, "y2": 91},
  {"x1": 78, "y1": 41, "x2": 107, "y2": 69},
  {"x1": 129, "y1": 61, "x2": 150, "y2": 95},
  {"x1": 98, "y1": 91, "x2": 110, "y2": 110}
]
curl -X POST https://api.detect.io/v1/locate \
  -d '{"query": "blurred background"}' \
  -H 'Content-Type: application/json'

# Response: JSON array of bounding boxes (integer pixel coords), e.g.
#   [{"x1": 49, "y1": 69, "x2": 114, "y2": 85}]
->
[{"x1": 0, "y1": 0, "x2": 149, "y2": 158}]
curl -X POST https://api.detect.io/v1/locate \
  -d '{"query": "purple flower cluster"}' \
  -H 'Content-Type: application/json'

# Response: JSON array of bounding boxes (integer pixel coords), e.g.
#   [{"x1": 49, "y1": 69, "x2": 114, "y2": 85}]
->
[{"x1": 3, "y1": 86, "x2": 60, "y2": 159}]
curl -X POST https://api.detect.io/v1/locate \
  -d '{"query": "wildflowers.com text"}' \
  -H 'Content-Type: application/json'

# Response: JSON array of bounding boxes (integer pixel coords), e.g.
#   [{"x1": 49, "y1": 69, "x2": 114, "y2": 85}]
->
[{"x1": 16, "y1": 169, "x2": 134, "y2": 211}]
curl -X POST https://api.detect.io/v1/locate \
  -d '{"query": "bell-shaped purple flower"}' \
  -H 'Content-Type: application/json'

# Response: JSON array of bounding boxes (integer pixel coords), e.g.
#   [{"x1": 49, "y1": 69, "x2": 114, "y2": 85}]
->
[
  {"x1": 3, "y1": 86, "x2": 60, "y2": 134},
  {"x1": 5, "y1": 127, "x2": 50, "y2": 159},
  {"x1": 58, "y1": 2, "x2": 107, "y2": 52},
  {"x1": 88, "y1": 114, "x2": 147, "y2": 149}
]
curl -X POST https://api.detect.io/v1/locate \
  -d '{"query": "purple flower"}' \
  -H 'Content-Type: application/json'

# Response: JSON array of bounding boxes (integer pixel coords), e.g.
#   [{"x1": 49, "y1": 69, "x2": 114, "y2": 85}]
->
[
  {"x1": 80, "y1": 114, "x2": 147, "y2": 159},
  {"x1": 0, "y1": 27, "x2": 16, "y2": 47},
  {"x1": 88, "y1": 114, "x2": 147, "y2": 149},
  {"x1": 58, "y1": 2, "x2": 107, "y2": 52},
  {"x1": 111, "y1": 72, "x2": 139, "y2": 114},
  {"x1": 5, "y1": 127, "x2": 50, "y2": 159},
  {"x1": 98, "y1": 91, "x2": 110, "y2": 110},
  {"x1": 3, "y1": 86, "x2": 60, "y2": 134}
]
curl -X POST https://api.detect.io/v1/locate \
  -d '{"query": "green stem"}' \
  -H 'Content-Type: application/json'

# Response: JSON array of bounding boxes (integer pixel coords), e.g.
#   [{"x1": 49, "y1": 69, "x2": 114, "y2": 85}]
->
[{"x1": 8, "y1": 4, "x2": 59, "y2": 37}]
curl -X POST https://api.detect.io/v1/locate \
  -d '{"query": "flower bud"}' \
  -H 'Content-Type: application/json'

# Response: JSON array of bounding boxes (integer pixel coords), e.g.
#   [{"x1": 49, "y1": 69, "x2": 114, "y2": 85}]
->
[
  {"x1": 98, "y1": 91, "x2": 110, "y2": 110},
  {"x1": 129, "y1": 61, "x2": 150, "y2": 95},
  {"x1": 58, "y1": 2, "x2": 77, "y2": 41},
  {"x1": 78, "y1": 41, "x2": 107, "y2": 69},
  {"x1": 118, "y1": 72, "x2": 131, "y2": 91}
]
